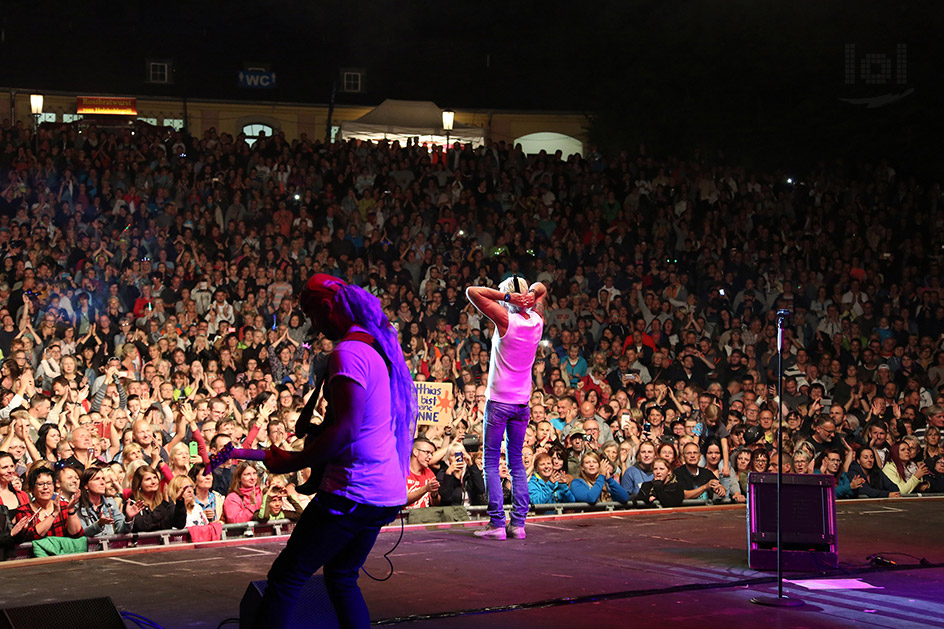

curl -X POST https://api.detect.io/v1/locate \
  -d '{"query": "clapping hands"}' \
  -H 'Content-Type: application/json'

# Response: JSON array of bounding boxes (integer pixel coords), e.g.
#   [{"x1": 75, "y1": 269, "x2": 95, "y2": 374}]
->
[{"x1": 126, "y1": 499, "x2": 145, "y2": 519}]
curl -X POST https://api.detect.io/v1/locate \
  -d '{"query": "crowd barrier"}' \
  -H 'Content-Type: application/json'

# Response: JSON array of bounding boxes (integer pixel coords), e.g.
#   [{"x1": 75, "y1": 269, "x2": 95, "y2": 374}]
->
[
  {"x1": 6, "y1": 493, "x2": 941, "y2": 561},
  {"x1": 8, "y1": 519, "x2": 298, "y2": 560}
]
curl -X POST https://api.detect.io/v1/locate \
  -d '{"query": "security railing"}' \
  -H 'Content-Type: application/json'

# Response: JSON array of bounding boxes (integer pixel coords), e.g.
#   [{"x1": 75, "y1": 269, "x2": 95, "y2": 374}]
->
[{"x1": 6, "y1": 492, "x2": 941, "y2": 561}]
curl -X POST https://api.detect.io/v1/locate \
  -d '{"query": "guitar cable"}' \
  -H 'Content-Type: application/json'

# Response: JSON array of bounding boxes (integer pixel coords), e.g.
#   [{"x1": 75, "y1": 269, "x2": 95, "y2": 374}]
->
[{"x1": 360, "y1": 509, "x2": 405, "y2": 582}]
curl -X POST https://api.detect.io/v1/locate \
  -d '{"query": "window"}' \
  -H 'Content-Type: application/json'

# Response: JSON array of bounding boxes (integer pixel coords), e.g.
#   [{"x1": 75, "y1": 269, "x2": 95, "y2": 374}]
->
[
  {"x1": 137, "y1": 117, "x2": 158, "y2": 125},
  {"x1": 513, "y1": 132, "x2": 584, "y2": 158},
  {"x1": 163, "y1": 118, "x2": 184, "y2": 131},
  {"x1": 148, "y1": 61, "x2": 171, "y2": 84},
  {"x1": 342, "y1": 71, "x2": 362, "y2": 93},
  {"x1": 38, "y1": 113, "x2": 57, "y2": 124},
  {"x1": 62, "y1": 114, "x2": 84, "y2": 123},
  {"x1": 242, "y1": 123, "x2": 274, "y2": 147}
]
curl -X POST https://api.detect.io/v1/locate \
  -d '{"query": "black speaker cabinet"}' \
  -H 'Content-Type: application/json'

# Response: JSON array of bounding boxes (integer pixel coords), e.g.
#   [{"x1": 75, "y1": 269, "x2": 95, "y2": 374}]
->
[
  {"x1": 0, "y1": 597, "x2": 125, "y2": 629},
  {"x1": 240, "y1": 576, "x2": 340, "y2": 629},
  {"x1": 747, "y1": 472, "x2": 838, "y2": 571}
]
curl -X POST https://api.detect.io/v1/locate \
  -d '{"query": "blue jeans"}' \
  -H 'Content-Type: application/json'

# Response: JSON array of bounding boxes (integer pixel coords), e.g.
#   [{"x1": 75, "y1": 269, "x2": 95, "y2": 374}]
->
[
  {"x1": 482, "y1": 400, "x2": 530, "y2": 528},
  {"x1": 254, "y1": 492, "x2": 400, "y2": 629}
]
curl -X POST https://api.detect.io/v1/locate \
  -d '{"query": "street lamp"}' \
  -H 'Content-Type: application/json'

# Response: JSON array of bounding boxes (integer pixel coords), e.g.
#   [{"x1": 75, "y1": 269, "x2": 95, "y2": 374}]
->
[
  {"x1": 30, "y1": 94, "x2": 43, "y2": 153},
  {"x1": 442, "y1": 109, "x2": 454, "y2": 168}
]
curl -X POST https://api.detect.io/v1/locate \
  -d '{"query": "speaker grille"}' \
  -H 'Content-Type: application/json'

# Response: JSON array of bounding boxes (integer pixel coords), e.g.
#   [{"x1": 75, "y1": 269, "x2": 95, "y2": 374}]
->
[{"x1": 0, "y1": 597, "x2": 125, "y2": 629}]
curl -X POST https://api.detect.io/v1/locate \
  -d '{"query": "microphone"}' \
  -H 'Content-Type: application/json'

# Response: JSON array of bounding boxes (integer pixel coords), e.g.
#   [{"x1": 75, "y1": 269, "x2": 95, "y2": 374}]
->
[{"x1": 776, "y1": 309, "x2": 791, "y2": 350}]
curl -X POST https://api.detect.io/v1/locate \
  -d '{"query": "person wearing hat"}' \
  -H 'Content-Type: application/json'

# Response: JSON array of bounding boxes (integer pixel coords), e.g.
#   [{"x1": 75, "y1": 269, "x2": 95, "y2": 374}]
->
[
  {"x1": 252, "y1": 274, "x2": 417, "y2": 629},
  {"x1": 565, "y1": 428, "x2": 589, "y2": 476},
  {"x1": 466, "y1": 275, "x2": 546, "y2": 541}
]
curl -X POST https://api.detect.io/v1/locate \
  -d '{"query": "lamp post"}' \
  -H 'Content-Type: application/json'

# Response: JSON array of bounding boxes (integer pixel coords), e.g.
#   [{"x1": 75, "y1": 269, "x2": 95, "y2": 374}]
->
[
  {"x1": 442, "y1": 109, "x2": 454, "y2": 169},
  {"x1": 30, "y1": 94, "x2": 44, "y2": 154}
]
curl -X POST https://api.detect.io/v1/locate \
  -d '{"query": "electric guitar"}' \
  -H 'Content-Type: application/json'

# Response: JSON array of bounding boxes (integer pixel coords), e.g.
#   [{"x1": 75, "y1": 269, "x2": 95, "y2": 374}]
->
[
  {"x1": 205, "y1": 329, "x2": 391, "y2": 495},
  {"x1": 204, "y1": 412, "x2": 330, "y2": 495}
]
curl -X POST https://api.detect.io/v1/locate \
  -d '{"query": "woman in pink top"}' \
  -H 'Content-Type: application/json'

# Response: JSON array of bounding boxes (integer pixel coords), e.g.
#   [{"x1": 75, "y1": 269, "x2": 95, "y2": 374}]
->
[{"x1": 223, "y1": 462, "x2": 263, "y2": 523}]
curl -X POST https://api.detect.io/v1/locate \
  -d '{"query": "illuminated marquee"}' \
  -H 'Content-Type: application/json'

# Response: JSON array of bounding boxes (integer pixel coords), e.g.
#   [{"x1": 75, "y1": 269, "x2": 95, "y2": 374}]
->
[{"x1": 76, "y1": 97, "x2": 138, "y2": 115}]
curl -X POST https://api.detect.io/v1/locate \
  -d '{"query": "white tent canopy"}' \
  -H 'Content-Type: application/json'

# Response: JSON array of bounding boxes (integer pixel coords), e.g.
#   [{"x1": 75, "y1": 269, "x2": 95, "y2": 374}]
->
[{"x1": 339, "y1": 99, "x2": 485, "y2": 147}]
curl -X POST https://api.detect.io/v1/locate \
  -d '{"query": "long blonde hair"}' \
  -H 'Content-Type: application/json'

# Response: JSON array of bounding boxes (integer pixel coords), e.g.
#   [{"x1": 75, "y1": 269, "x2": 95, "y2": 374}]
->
[
  {"x1": 123, "y1": 459, "x2": 148, "y2": 489},
  {"x1": 122, "y1": 442, "x2": 144, "y2": 468},
  {"x1": 169, "y1": 442, "x2": 192, "y2": 473},
  {"x1": 167, "y1": 475, "x2": 195, "y2": 509}
]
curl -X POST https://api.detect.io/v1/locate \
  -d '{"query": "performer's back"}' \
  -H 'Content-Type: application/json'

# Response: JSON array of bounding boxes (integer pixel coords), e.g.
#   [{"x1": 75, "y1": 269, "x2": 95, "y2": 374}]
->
[
  {"x1": 487, "y1": 311, "x2": 543, "y2": 405},
  {"x1": 320, "y1": 325, "x2": 404, "y2": 507}
]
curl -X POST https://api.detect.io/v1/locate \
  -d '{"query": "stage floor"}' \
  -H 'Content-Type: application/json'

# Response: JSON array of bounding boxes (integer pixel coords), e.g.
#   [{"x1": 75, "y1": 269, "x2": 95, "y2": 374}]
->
[{"x1": 2, "y1": 498, "x2": 943, "y2": 628}]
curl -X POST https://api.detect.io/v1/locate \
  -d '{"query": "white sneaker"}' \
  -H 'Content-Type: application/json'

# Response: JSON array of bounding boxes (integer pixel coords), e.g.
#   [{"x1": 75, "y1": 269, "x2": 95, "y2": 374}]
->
[
  {"x1": 474, "y1": 525, "x2": 506, "y2": 540},
  {"x1": 507, "y1": 525, "x2": 526, "y2": 539}
]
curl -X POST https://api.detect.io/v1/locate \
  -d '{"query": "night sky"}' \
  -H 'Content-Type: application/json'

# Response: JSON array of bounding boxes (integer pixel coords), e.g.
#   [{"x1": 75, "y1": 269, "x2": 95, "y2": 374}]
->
[{"x1": 2, "y1": 0, "x2": 940, "y2": 168}]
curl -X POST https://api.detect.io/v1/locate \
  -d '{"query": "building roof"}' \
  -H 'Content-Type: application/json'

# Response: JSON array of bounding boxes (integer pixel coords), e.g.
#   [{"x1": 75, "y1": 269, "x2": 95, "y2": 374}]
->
[{"x1": 1, "y1": 1, "x2": 590, "y2": 111}]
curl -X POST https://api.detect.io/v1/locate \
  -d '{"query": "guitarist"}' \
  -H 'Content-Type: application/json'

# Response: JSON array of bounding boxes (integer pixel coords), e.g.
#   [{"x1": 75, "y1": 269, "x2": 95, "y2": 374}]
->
[{"x1": 253, "y1": 274, "x2": 418, "y2": 629}]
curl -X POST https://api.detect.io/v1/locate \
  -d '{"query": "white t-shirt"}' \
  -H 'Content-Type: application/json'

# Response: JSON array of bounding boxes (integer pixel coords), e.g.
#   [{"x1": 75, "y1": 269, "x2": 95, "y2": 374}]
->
[
  {"x1": 320, "y1": 326, "x2": 405, "y2": 507},
  {"x1": 487, "y1": 311, "x2": 543, "y2": 405},
  {"x1": 185, "y1": 504, "x2": 209, "y2": 527}
]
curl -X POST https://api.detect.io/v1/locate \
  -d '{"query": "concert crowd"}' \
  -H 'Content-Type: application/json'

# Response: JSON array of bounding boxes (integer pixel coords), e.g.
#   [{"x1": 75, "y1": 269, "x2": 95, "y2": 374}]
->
[{"x1": 1, "y1": 117, "x2": 943, "y2": 558}]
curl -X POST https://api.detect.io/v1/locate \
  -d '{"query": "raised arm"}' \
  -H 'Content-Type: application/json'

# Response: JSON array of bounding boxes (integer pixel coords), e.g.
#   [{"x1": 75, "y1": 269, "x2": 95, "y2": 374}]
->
[
  {"x1": 14, "y1": 417, "x2": 41, "y2": 463},
  {"x1": 529, "y1": 281, "x2": 548, "y2": 320},
  {"x1": 165, "y1": 414, "x2": 190, "y2": 453},
  {"x1": 193, "y1": 425, "x2": 210, "y2": 465},
  {"x1": 465, "y1": 286, "x2": 512, "y2": 333}
]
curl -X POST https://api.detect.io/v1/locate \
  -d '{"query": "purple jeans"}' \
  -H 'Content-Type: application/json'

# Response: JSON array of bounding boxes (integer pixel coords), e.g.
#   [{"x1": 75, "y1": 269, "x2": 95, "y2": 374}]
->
[{"x1": 482, "y1": 400, "x2": 530, "y2": 528}]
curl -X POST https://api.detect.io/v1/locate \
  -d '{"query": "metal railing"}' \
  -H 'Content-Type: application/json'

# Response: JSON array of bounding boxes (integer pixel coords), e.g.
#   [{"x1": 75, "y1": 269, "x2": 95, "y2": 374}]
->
[
  {"x1": 466, "y1": 498, "x2": 715, "y2": 516},
  {"x1": 7, "y1": 492, "x2": 942, "y2": 561},
  {"x1": 11, "y1": 519, "x2": 298, "y2": 559}
]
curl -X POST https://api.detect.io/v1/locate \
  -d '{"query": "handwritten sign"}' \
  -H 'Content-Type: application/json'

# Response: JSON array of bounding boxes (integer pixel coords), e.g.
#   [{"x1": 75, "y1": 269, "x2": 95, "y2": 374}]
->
[{"x1": 415, "y1": 381, "x2": 454, "y2": 426}]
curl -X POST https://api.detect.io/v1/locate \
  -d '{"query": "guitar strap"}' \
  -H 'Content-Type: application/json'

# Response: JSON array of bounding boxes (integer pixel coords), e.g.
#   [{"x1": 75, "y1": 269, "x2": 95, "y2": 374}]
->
[{"x1": 343, "y1": 331, "x2": 393, "y2": 376}]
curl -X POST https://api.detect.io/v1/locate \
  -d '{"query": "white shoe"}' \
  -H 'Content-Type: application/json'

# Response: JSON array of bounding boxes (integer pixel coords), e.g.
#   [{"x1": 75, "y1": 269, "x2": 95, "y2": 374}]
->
[
  {"x1": 474, "y1": 525, "x2": 506, "y2": 540},
  {"x1": 507, "y1": 525, "x2": 526, "y2": 539}
]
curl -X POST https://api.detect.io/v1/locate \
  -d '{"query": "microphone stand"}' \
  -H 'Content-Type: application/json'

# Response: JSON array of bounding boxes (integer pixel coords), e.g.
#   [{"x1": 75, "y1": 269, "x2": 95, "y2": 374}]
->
[{"x1": 751, "y1": 310, "x2": 803, "y2": 607}]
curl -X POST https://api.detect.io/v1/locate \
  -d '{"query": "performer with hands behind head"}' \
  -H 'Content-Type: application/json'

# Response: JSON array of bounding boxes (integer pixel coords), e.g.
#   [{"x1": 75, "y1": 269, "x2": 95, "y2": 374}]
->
[{"x1": 466, "y1": 275, "x2": 546, "y2": 541}]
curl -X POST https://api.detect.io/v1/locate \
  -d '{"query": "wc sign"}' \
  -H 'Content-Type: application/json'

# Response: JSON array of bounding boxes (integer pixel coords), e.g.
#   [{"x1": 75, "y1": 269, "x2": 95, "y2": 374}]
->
[
  {"x1": 840, "y1": 44, "x2": 913, "y2": 108},
  {"x1": 239, "y1": 70, "x2": 277, "y2": 89}
]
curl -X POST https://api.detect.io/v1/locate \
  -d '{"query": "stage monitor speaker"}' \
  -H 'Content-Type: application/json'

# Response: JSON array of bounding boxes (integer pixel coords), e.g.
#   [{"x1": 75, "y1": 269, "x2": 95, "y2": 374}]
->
[
  {"x1": 0, "y1": 596, "x2": 125, "y2": 629},
  {"x1": 747, "y1": 472, "x2": 838, "y2": 571},
  {"x1": 240, "y1": 576, "x2": 340, "y2": 629}
]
